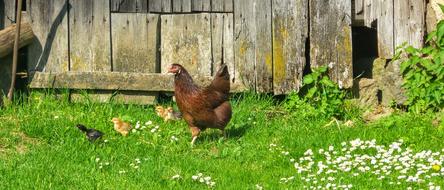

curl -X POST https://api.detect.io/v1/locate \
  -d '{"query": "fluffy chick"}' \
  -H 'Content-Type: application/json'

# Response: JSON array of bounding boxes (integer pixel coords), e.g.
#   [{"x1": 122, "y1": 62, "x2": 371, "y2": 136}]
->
[
  {"x1": 111, "y1": 118, "x2": 132, "y2": 136},
  {"x1": 76, "y1": 124, "x2": 104, "y2": 142},
  {"x1": 165, "y1": 106, "x2": 182, "y2": 122},
  {"x1": 155, "y1": 106, "x2": 167, "y2": 119}
]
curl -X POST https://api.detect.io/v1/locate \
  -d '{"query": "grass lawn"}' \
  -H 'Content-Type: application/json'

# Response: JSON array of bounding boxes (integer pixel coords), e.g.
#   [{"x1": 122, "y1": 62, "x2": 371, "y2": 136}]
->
[{"x1": 0, "y1": 92, "x2": 443, "y2": 189}]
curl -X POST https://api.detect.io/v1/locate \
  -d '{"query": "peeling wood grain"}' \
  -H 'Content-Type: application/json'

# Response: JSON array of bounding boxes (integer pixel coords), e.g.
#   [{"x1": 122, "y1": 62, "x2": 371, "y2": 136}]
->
[
  {"x1": 111, "y1": 13, "x2": 158, "y2": 73},
  {"x1": 69, "y1": 0, "x2": 111, "y2": 72},
  {"x1": 161, "y1": 14, "x2": 212, "y2": 78},
  {"x1": 377, "y1": 0, "x2": 394, "y2": 58},
  {"x1": 254, "y1": 0, "x2": 272, "y2": 93},
  {"x1": 394, "y1": 0, "x2": 425, "y2": 49},
  {"x1": 111, "y1": 0, "x2": 148, "y2": 12},
  {"x1": 192, "y1": 0, "x2": 211, "y2": 12},
  {"x1": 149, "y1": 0, "x2": 171, "y2": 13},
  {"x1": 27, "y1": 0, "x2": 69, "y2": 73},
  {"x1": 272, "y1": 0, "x2": 307, "y2": 94},
  {"x1": 0, "y1": 0, "x2": 16, "y2": 97},
  {"x1": 211, "y1": 13, "x2": 235, "y2": 85},
  {"x1": 310, "y1": 0, "x2": 353, "y2": 89}
]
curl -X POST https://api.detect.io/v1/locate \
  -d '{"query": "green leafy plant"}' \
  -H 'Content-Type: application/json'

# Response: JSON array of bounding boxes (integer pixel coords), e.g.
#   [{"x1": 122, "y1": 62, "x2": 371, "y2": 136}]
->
[
  {"x1": 285, "y1": 66, "x2": 346, "y2": 118},
  {"x1": 393, "y1": 5, "x2": 444, "y2": 113}
]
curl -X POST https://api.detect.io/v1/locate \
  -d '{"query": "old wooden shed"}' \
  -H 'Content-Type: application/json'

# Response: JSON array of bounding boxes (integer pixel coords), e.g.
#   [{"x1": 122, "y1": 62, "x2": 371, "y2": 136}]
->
[{"x1": 0, "y1": 0, "x2": 428, "y2": 105}]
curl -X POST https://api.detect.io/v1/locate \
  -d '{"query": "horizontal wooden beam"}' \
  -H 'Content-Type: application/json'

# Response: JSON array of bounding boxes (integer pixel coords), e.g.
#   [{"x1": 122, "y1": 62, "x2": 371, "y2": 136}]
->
[{"x1": 29, "y1": 72, "x2": 246, "y2": 92}]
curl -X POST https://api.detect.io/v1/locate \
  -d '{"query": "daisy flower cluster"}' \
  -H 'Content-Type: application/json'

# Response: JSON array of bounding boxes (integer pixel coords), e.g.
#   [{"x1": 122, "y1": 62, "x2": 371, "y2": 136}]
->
[
  {"x1": 129, "y1": 158, "x2": 142, "y2": 169},
  {"x1": 95, "y1": 157, "x2": 110, "y2": 169},
  {"x1": 131, "y1": 120, "x2": 153, "y2": 133},
  {"x1": 291, "y1": 139, "x2": 444, "y2": 189},
  {"x1": 192, "y1": 172, "x2": 216, "y2": 188}
]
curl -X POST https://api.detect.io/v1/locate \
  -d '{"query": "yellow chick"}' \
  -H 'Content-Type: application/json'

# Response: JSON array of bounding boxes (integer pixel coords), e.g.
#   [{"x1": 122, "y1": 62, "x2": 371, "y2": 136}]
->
[{"x1": 111, "y1": 117, "x2": 132, "y2": 136}]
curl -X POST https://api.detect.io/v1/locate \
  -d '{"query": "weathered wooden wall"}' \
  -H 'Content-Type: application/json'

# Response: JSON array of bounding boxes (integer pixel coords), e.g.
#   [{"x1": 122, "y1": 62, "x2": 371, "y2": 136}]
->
[
  {"x1": 0, "y1": 0, "x2": 16, "y2": 98},
  {"x1": 0, "y1": 0, "x2": 428, "y2": 104}
]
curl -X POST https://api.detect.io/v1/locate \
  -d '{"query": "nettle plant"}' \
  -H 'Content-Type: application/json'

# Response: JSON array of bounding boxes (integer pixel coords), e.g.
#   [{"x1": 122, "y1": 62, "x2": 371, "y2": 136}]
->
[
  {"x1": 393, "y1": 6, "x2": 444, "y2": 113},
  {"x1": 286, "y1": 66, "x2": 346, "y2": 118}
]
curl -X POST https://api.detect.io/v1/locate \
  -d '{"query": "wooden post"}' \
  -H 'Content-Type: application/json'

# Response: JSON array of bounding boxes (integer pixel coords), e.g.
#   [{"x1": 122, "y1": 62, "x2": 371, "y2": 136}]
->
[{"x1": 7, "y1": 0, "x2": 23, "y2": 101}]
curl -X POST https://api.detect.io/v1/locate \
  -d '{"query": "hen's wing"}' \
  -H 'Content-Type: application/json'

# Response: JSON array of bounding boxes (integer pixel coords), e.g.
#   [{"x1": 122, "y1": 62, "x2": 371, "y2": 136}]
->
[{"x1": 202, "y1": 64, "x2": 230, "y2": 108}]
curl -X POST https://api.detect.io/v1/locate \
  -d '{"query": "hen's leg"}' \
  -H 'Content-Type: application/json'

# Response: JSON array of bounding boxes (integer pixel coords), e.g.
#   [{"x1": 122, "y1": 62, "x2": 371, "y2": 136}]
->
[
  {"x1": 190, "y1": 126, "x2": 201, "y2": 146},
  {"x1": 221, "y1": 129, "x2": 227, "y2": 138}
]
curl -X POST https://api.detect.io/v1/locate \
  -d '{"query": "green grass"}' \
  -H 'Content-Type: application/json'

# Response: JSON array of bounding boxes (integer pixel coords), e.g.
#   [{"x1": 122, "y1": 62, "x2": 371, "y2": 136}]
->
[{"x1": 0, "y1": 92, "x2": 443, "y2": 189}]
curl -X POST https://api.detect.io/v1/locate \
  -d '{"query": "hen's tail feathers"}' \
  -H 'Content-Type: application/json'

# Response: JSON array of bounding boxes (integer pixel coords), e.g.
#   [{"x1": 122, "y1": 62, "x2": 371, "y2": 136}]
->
[
  {"x1": 76, "y1": 124, "x2": 88, "y2": 132},
  {"x1": 215, "y1": 64, "x2": 230, "y2": 80}
]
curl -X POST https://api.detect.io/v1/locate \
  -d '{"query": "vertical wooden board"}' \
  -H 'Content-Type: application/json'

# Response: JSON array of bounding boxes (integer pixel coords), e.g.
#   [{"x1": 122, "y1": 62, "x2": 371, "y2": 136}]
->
[
  {"x1": 377, "y1": 0, "x2": 394, "y2": 58},
  {"x1": 192, "y1": 0, "x2": 210, "y2": 11},
  {"x1": 212, "y1": 0, "x2": 224, "y2": 12},
  {"x1": 1, "y1": 0, "x2": 15, "y2": 29},
  {"x1": 149, "y1": 0, "x2": 171, "y2": 12},
  {"x1": 172, "y1": 0, "x2": 192, "y2": 12},
  {"x1": 355, "y1": 0, "x2": 364, "y2": 14},
  {"x1": 27, "y1": 0, "x2": 69, "y2": 73},
  {"x1": 364, "y1": 0, "x2": 378, "y2": 27},
  {"x1": 224, "y1": 0, "x2": 233, "y2": 12},
  {"x1": 161, "y1": 14, "x2": 212, "y2": 77},
  {"x1": 272, "y1": 0, "x2": 308, "y2": 94},
  {"x1": 310, "y1": 0, "x2": 353, "y2": 89},
  {"x1": 394, "y1": 0, "x2": 425, "y2": 49},
  {"x1": 182, "y1": 0, "x2": 192, "y2": 12},
  {"x1": 111, "y1": 13, "x2": 158, "y2": 73},
  {"x1": 69, "y1": 0, "x2": 111, "y2": 72},
  {"x1": 172, "y1": 0, "x2": 182, "y2": 12},
  {"x1": 254, "y1": 0, "x2": 272, "y2": 93},
  {"x1": 111, "y1": 0, "x2": 148, "y2": 12},
  {"x1": 234, "y1": 0, "x2": 256, "y2": 90},
  {"x1": 211, "y1": 14, "x2": 235, "y2": 85}
]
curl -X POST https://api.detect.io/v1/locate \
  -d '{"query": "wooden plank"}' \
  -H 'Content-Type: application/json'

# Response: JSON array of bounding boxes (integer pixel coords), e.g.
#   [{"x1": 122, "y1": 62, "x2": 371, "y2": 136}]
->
[
  {"x1": 172, "y1": 0, "x2": 182, "y2": 12},
  {"x1": 272, "y1": 0, "x2": 308, "y2": 94},
  {"x1": 70, "y1": 90, "x2": 157, "y2": 105},
  {"x1": 69, "y1": 0, "x2": 111, "y2": 72},
  {"x1": 364, "y1": 0, "x2": 378, "y2": 27},
  {"x1": 27, "y1": 0, "x2": 69, "y2": 73},
  {"x1": 234, "y1": 0, "x2": 256, "y2": 91},
  {"x1": 355, "y1": 0, "x2": 364, "y2": 15},
  {"x1": 224, "y1": 0, "x2": 233, "y2": 12},
  {"x1": 160, "y1": 14, "x2": 212, "y2": 78},
  {"x1": 211, "y1": 13, "x2": 235, "y2": 85},
  {"x1": 111, "y1": 13, "x2": 158, "y2": 73},
  {"x1": 211, "y1": 0, "x2": 224, "y2": 12},
  {"x1": 254, "y1": 0, "x2": 272, "y2": 93},
  {"x1": 29, "y1": 72, "x2": 246, "y2": 92},
  {"x1": 310, "y1": 0, "x2": 353, "y2": 89},
  {"x1": 377, "y1": 0, "x2": 394, "y2": 58},
  {"x1": 192, "y1": 0, "x2": 210, "y2": 12},
  {"x1": 182, "y1": 0, "x2": 192, "y2": 12},
  {"x1": 149, "y1": 0, "x2": 171, "y2": 12},
  {"x1": 111, "y1": 0, "x2": 148, "y2": 12},
  {"x1": 1, "y1": 0, "x2": 15, "y2": 29},
  {"x1": 111, "y1": 13, "x2": 158, "y2": 104},
  {"x1": 394, "y1": 0, "x2": 425, "y2": 49}
]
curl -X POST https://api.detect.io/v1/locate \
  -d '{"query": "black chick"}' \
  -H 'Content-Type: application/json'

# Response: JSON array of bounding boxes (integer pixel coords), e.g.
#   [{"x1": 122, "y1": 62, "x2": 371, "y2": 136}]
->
[{"x1": 76, "y1": 124, "x2": 104, "y2": 142}]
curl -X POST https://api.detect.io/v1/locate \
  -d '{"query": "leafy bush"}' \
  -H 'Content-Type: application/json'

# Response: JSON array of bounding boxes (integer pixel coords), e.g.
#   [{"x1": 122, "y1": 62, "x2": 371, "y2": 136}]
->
[
  {"x1": 285, "y1": 66, "x2": 346, "y2": 118},
  {"x1": 393, "y1": 5, "x2": 444, "y2": 113}
]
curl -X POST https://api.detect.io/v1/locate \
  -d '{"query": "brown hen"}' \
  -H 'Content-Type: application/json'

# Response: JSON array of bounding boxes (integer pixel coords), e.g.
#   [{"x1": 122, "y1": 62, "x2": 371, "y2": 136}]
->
[{"x1": 168, "y1": 63, "x2": 232, "y2": 145}]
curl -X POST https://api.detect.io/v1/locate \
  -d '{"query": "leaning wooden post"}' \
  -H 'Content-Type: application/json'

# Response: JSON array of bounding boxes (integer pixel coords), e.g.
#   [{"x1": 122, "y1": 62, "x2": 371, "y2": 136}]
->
[{"x1": 7, "y1": 0, "x2": 23, "y2": 101}]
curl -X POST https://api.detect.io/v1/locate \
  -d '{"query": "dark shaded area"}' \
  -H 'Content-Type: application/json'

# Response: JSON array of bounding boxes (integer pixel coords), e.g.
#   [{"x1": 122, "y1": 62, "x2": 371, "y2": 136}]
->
[
  {"x1": 0, "y1": 0, "x2": 4, "y2": 29},
  {"x1": 352, "y1": 26, "x2": 378, "y2": 79}
]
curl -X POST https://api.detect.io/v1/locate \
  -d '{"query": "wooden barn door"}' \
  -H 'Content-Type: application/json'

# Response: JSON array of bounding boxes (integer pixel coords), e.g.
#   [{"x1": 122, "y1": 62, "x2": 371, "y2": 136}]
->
[{"x1": 27, "y1": 0, "x2": 239, "y2": 104}]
